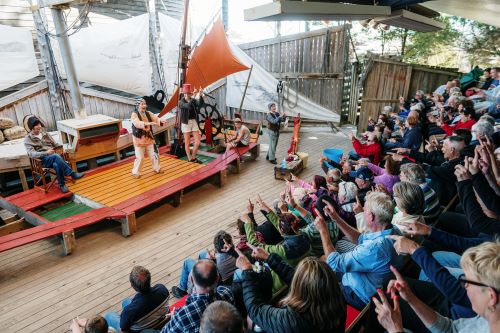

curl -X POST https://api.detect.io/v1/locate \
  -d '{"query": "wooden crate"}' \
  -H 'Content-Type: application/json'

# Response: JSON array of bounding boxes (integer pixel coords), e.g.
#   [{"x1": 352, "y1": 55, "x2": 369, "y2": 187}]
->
[{"x1": 274, "y1": 159, "x2": 303, "y2": 181}]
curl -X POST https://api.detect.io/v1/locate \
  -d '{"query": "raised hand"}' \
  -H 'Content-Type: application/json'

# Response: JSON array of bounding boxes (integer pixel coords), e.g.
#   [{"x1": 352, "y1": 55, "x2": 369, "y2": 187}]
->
[
  {"x1": 353, "y1": 195, "x2": 363, "y2": 214},
  {"x1": 247, "y1": 198, "x2": 254, "y2": 213},
  {"x1": 388, "y1": 235, "x2": 420, "y2": 255},
  {"x1": 386, "y1": 265, "x2": 415, "y2": 302},
  {"x1": 373, "y1": 289, "x2": 404, "y2": 333},
  {"x1": 247, "y1": 243, "x2": 270, "y2": 261},
  {"x1": 397, "y1": 220, "x2": 431, "y2": 237},
  {"x1": 235, "y1": 248, "x2": 253, "y2": 271},
  {"x1": 454, "y1": 164, "x2": 470, "y2": 181}
]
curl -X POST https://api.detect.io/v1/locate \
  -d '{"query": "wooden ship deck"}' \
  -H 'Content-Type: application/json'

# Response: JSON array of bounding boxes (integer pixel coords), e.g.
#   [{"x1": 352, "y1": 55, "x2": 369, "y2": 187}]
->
[{"x1": 0, "y1": 128, "x2": 352, "y2": 332}]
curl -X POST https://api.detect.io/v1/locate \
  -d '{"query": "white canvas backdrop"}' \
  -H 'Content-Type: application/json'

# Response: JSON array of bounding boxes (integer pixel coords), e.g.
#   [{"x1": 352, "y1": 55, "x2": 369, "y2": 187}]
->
[
  {"x1": 51, "y1": 14, "x2": 151, "y2": 96},
  {"x1": 0, "y1": 25, "x2": 40, "y2": 91},
  {"x1": 225, "y1": 41, "x2": 340, "y2": 123},
  {"x1": 158, "y1": 13, "x2": 181, "y2": 97}
]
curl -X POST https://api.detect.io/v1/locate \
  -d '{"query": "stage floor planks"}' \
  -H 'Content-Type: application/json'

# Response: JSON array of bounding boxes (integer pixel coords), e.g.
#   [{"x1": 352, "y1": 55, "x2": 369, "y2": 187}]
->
[{"x1": 68, "y1": 156, "x2": 204, "y2": 207}]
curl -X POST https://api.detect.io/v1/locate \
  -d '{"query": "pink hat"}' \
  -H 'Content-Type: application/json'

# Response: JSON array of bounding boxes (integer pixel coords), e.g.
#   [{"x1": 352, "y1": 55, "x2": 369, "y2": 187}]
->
[{"x1": 182, "y1": 84, "x2": 192, "y2": 94}]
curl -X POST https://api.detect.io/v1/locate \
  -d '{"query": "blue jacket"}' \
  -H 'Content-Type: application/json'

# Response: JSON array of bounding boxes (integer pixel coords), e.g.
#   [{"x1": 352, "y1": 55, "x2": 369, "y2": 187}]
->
[
  {"x1": 413, "y1": 228, "x2": 493, "y2": 319},
  {"x1": 402, "y1": 127, "x2": 422, "y2": 150}
]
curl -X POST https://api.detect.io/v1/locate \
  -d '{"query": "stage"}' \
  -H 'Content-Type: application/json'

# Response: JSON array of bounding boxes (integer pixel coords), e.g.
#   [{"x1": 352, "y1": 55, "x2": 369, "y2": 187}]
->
[{"x1": 0, "y1": 144, "x2": 258, "y2": 255}]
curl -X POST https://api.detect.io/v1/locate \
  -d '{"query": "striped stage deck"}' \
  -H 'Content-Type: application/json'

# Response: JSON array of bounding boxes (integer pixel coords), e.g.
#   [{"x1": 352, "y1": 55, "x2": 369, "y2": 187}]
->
[{"x1": 68, "y1": 156, "x2": 204, "y2": 207}]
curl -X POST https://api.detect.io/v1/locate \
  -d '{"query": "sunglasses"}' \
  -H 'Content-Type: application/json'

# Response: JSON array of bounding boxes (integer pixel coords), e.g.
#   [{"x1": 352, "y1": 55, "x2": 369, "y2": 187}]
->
[{"x1": 458, "y1": 274, "x2": 500, "y2": 294}]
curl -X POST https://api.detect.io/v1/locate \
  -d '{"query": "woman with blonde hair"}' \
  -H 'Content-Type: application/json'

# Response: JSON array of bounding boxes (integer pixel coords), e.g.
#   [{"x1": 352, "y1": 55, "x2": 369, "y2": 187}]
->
[
  {"x1": 236, "y1": 246, "x2": 346, "y2": 333},
  {"x1": 374, "y1": 241, "x2": 500, "y2": 333}
]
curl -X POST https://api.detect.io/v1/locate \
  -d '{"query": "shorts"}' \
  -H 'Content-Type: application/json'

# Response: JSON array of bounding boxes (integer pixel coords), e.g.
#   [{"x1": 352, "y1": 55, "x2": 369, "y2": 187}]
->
[{"x1": 181, "y1": 119, "x2": 200, "y2": 133}]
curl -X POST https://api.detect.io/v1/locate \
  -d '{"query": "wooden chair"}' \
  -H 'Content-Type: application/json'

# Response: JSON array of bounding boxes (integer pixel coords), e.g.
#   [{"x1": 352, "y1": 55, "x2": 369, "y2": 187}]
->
[{"x1": 29, "y1": 149, "x2": 73, "y2": 193}]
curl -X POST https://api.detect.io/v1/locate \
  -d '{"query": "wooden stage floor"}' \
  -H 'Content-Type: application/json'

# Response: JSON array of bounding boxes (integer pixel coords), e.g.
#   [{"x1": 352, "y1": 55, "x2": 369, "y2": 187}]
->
[
  {"x1": 68, "y1": 156, "x2": 204, "y2": 207},
  {"x1": 0, "y1": 127, "x2": 353, "y2": 332}
]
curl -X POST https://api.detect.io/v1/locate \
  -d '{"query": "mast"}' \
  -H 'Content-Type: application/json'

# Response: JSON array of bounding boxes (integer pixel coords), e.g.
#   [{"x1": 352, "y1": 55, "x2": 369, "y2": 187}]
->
[{"x1": 179, "y1": 0, "x2": 190, "y2": 87}]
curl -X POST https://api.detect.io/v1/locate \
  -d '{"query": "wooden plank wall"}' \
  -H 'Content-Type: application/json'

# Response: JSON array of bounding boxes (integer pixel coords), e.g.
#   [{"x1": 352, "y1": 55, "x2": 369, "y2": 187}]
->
[
  {"x1": 238, "y1": 26, "x2": 349, "y2": 116},
  {"x1": 0, "y1": 81, "x2": 136, "y2": 131},
  {"x1": 358, "y1": 57, "x2": 458, "y2": 133}
]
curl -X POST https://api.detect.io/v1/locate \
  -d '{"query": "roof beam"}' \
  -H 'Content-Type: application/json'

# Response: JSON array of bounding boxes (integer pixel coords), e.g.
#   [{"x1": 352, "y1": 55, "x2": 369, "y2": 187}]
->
[{"x1": 244, "y1": 1, "x2": 391, "y2": 21}]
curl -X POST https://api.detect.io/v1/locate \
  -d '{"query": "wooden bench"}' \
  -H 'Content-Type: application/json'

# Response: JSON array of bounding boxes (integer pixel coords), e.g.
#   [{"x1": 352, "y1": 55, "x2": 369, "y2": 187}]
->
[{"x1": 0, "y1": 206, "x2": 126, "y2": 255}]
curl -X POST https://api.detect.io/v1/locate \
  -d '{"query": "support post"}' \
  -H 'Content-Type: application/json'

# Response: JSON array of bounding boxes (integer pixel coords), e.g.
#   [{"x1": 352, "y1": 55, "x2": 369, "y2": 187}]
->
[
  {"x1": 51, "y1": 6, "x2": 86, "y2": 119},
  {"x1": 171, "y1": 190, "x2": 182, "y2": 207},
  {"x1": 61, "y1": 230, "x2": 76, "y2": 255},
  {"x1": 120, "y1": 213, "x2": 137, "y2": 237}
]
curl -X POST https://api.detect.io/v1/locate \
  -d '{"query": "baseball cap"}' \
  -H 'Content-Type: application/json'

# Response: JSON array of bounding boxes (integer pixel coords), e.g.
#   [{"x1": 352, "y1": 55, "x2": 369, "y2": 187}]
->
[{"x1": 349, "y1": 166, "x2": 374, "y2": 181}]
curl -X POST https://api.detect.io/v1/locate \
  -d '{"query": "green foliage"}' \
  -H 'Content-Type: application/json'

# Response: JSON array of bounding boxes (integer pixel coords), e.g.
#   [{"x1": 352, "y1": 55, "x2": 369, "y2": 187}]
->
[{"x1": 376, "y1": 15, "x2": 500, "y2": 68}]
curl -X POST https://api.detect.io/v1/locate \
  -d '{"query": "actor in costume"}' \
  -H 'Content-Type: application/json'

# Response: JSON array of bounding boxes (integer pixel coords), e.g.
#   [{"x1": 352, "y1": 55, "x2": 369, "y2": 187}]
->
[
  {"x1": 131, "y1": 98, "x2": 165, "y2": 178},
  {"x1": 178, "y1": 84, "x2": 204, "y2": 163},
  {"x1": 24, "y1": 116, "x2": 84, "y2": 193},
  {"x1": 266, "y1": 102, "x2": 286, "y2": 164}
]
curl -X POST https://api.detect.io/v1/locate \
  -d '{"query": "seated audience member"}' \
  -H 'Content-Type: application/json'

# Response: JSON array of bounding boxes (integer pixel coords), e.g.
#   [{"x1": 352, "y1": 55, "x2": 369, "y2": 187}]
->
[
  {"x1": 242, "y1": 195, "x2": 311, "y2": 266},
  {"x1": 384, "y1": 115, "x2": 422, "y2": 152},
  {"x1": 24, "y1": 116, "x2": 84, "y2": 193},
  {"x1": 225, "y1": 118, "x2": 250, "y2": 153},
  {"x1": 359, "y1": 156, "x2": 400, "y2": 194},
  {"x1": 399, "y1": 163, "x2": 440, "y2": 222},
  {"x1": 391, "y1": 182, "x2": 425, "y2": 232},
  {"x1": 236, "y1": 246, "x2": 346, "y2": 333},
  {"x1": 332, "y1": 181, "x2": 358, "y2": 227},
  {"x1": 71, "y1": 316, "x2": 112, "y2": 333},
  {"x1": 374, "y1": 241, "x2": 500, "y2": 333},
  {"x1": 200, "y1": 301, "x2": 243, "y2": 333},
  {"x1": 283, "y1": 189, "x2": 338, "y2": 257},
  {"x1": 390, "y1": 220, "x2": 494, "y2": 319},
  {"x1": 425, "y1": 136, "x2": 466, "y2": 204},
  {"x1": 317, "y1": 192, "x2": 402, "y2": 310},
  {"x1": 480, "y1": 68, "x2": 493, "y2": 90},
  {"x1": 471, "y1": 120, "x2": 494, "y2": 145},
  {"x1": 289, "y1": 174, "x2": 328, "y2": 209},
  {"x1": 245, "y1": 198, "x2": 283, "y2": 246},
  {"x1": 350, "y1": 166, "x2": 373, "y2": 204},
  {"x1": 161, "y1": 260, "x2": 234, "y2": 333},
  {"x1": 172, "y1": 231, "x2": 237, "y2": 298},
  {"x1": 104, "y1": 266, "x2": 169, "y2": 333},
  {"x1": 349, "y1": 132, "x2": 382, "y2": 165},
  {"x1": 439, "y1": 107, "x2": 477, "y2": 136}
]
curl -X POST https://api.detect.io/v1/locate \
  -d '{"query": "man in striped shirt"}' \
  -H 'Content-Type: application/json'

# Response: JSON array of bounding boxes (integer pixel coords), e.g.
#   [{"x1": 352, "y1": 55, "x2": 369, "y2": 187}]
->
[{"x1": 400, "y1": 163, "x2": 440, "y2": 222}]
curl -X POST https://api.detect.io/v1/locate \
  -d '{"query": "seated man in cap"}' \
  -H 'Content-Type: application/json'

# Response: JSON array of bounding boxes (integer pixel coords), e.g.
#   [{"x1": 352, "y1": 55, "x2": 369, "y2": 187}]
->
[
  {"x1": 24, "y1": 116, "x2": 84, "y2": 193},
  {"x1": 350, "y1": 165, "x2": 374, "y2": 205},
  {"x1": 225, "y1": 118, "x2": 250, "y2": 153}
]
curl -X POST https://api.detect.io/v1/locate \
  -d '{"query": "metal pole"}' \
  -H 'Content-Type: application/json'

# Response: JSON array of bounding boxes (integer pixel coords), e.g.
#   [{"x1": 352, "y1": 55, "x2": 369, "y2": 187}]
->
[
  {"x1": 51, "y1": 7, "x2": 86, "y2": 119},
  {"x1": 222, "y1": 0, "x2": 228, "y2": 31}
]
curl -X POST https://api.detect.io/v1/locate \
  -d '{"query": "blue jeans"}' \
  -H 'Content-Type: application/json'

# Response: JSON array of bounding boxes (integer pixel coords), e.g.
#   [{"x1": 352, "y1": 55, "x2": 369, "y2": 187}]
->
[
  {"x1": 41, "y1": 153, "x2": 74, "y2": 186},
  {"x1": 178, "y1": 250, "x2": 209, "y2": 292},
  {"x1": 266, "y1": 130, "x2": 279, "y2": 161},
  {"x1": 419, "y1": 251, "x2": 463, "y2": 281},
  {"x1": 104, "y1": 298, "x2": 132, "y2": 333}
]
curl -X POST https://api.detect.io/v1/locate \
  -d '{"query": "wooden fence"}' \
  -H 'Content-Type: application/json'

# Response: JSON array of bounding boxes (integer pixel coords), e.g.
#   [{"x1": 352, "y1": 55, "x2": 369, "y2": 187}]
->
[
  {"x1": 0, "y1": 81, "x2": 136, "y2": 131},
  {"x1": 357, "y1": 56, "x2": 458, "y2": 132},
  {"x1": 238, "y1": 26, "x2": 349, "y2": 117}
]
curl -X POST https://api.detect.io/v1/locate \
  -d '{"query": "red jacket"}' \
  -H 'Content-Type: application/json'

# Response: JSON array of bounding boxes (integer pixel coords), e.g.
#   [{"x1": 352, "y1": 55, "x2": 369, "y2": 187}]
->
[
  {"x1": 352, "y1": 138, "x2": 382, "y2": 165},
  {"x1": 441, "y1": 119, "x2": 476, "y2": 136}
]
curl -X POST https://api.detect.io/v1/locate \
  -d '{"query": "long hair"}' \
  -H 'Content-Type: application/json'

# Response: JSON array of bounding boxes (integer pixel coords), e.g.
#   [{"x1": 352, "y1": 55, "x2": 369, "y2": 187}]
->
[
  {"x1": 312, "y1": 175, "x2": 327, "y2": 190},
  {"x1": 384, "y1": 155, "x2": 400, "y2": 175},
  {"x1": 280, "y1": 257, "x2": 346, "y2": 331},
  {"x1": 278, "y1": 213, "x2": 299, "y2": 235}
]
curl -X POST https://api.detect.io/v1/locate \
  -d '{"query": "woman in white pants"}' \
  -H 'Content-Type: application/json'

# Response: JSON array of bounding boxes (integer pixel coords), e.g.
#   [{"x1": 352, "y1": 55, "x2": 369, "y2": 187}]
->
[{"x1": 131, "y1": 98, "x2": 164, "y2": 178}]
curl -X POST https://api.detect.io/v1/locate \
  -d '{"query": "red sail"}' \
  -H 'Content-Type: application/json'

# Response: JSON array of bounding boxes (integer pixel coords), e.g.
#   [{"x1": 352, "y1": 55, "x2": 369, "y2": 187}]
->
[{"x1": 159, "y1": 18, "x2": 249, "y2": 116}]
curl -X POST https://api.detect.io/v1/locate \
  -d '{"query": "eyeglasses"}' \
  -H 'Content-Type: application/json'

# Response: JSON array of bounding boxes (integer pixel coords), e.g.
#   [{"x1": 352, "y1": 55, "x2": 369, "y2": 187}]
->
[{"x1": 458, "y1": 274, "x2": 500, "y2": 294}]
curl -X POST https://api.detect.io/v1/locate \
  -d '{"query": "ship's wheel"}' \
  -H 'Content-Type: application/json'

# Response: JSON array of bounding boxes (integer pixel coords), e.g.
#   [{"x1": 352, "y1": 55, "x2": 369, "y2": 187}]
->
[{"x1": 197, "y1": 102, "x2": 223, "y2": 136}]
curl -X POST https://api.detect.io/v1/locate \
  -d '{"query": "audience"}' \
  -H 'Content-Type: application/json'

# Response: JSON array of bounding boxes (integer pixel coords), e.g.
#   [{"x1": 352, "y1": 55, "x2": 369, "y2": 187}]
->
[
  {"x1": 104, "y1": 266, "x2": 169, "y2": 333},
  {"x1": 70, "y1": 72, "x2": 500, "y2": 333}
]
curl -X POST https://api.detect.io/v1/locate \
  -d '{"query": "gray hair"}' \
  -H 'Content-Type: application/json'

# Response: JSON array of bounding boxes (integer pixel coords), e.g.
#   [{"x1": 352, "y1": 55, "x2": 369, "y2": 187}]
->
[
  {"x1": 472, "y1": 121, "x2": 494, "y2": 138},
  {"x1": 200, "y1": 301, "x2": 243, "y2": 333},
  {"x1": 393, "y1": 182, "x2": 425, "y2": 216},
  {"x1": 479, "y1": 114, "x2": 495, "y2": 126},
  {"x1": 400, "y1": 163, "x2": 426, "y2": 184},
  {"x1": 338, "y1": 181, "x2": 358, "y2": 202},
  {"x1": 383, "y1": 105, "x2": 392, "y2": 113},
  {"x1": 364, "y1": 192, "x2": 394, "y2": 226}
]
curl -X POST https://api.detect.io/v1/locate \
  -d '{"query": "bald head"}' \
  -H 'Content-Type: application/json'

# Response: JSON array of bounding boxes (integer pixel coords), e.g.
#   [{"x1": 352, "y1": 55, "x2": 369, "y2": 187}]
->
[{"x1": 192, "y1": 259, "x2": 218, "y2": 290}]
